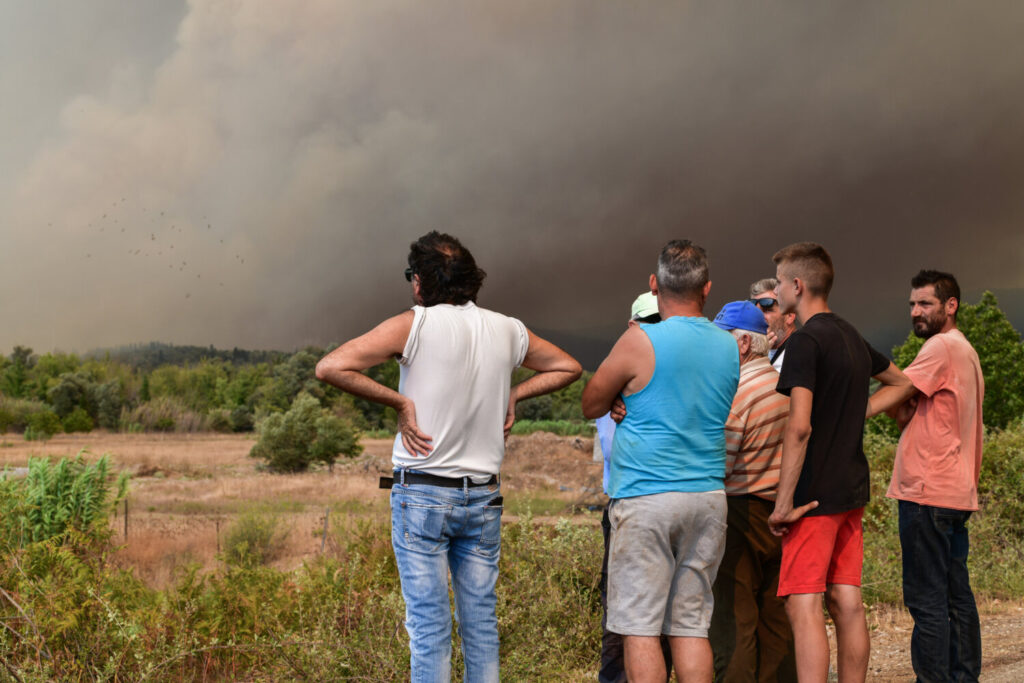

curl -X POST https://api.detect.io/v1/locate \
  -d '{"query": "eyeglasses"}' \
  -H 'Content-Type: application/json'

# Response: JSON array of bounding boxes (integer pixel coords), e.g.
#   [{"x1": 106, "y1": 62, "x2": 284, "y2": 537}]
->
[
  {"x1": 749, "y1": 297, "x2": 778, "y2": 311},
  {"x1": 404, "y1": 268, "x2": 414, "y2": 282}
]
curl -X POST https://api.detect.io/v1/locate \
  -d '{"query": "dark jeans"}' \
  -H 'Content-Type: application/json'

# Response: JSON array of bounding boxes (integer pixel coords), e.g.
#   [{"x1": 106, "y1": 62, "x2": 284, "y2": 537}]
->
[
  {"x1": 898, "y1": 500, "x2": 981, "y2": 683},
  {"x1": 599, "y1": 506, "x2": 671, "y2": 683},
  {"x1": 709, "y1": 495, "x2": 796, "y2": 683}
]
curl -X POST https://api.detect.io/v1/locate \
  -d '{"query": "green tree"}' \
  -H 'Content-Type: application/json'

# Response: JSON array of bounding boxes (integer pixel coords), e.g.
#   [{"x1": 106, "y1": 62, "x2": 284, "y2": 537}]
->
[
  {"x1": 2, "y1": 346, "x2": 35, "y2": 398},
  {"x1": 891, "y1": 291, "x2": 1024, "y2": 429},
  {"x1": 29, "y1": 352, "x2": 81, "y2": 401},
  {"x1": 94, "y1": 380, "x2": 124, "y2": 429},
  {"x1": 139, "y1": 374, "x2": 151, "y2": 402},
  {"x1": 62, "y1": 407, "x2": 94, "y2": 433},
  {"x1": 250, "y1": 392, "x2": 363, "y2": 472},
  {"x1": 24, "y1": 409, "x2": 62, "y2": 441},
  {"x1": 46, "y1": 372, "x2": 98, "y2": 419}
]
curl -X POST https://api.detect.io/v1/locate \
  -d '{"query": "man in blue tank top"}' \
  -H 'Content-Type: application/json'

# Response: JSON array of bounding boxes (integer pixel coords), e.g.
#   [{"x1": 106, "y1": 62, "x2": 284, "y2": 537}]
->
[{"x1": 583, "y1": 240, "x2": 740, "y2": 683}]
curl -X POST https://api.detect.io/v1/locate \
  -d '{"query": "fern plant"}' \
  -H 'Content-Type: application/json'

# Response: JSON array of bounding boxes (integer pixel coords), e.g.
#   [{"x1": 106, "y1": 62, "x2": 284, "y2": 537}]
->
[{"x1": 12, "y1": 451, "x2": 129, "y2": 545}]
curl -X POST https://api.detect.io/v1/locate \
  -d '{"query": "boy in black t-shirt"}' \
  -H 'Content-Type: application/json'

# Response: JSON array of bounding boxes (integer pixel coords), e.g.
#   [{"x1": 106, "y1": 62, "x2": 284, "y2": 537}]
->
[{"x1": 767, "y1": 243, "x2": 910, "y2": 683}]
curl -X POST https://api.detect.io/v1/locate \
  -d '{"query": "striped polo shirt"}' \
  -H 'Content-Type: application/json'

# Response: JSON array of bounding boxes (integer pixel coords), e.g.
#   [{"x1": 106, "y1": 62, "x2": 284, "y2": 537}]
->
[{"x1": 723, "y1": 355, "x2": 789, "y2": 499}]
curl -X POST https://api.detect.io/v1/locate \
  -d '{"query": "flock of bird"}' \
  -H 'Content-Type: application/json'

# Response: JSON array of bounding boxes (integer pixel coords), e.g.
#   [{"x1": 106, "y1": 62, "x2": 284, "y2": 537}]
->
[{"x1": 78, "y1": 197, "x2": 246, "y2": 299}]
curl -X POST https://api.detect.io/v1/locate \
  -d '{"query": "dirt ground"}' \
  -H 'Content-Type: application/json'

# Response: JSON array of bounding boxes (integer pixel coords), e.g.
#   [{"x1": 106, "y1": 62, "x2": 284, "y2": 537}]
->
[{"x1": 2, "y1": 431, "x2": 1022, "y2": 681}]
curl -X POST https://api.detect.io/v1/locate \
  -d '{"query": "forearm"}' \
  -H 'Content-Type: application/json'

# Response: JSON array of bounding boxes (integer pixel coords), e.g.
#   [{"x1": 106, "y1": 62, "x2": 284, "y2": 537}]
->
[
  {"x1": 867, "y1": 383, "x2": 917, "y2": 419},
  {"x1": 513, "y1": 368, "x2": 580, "y2": 405},
  {"x1": 774, "y1": 429, "x2": 809, "y2": 511},
  {"x1": 317, "y1": 367, "x2": 407, "y2": 412},
  {"x1": 866, "y1": 362, "x2": 915, "y2": 418}
]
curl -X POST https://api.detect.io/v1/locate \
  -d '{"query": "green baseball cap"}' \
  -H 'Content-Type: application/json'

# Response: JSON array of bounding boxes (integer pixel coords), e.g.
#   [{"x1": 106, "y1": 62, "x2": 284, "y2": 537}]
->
[{"x1": 630, "y1": 292, "x2": 659, "y2": 320}]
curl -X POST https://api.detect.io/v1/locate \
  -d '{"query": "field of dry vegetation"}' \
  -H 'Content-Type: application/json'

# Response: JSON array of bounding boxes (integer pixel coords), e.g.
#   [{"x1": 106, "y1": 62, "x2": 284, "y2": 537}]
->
[
  {"x1": 0, "y1": 431, "x2": 603, "y2": 588},
  {"x1": 2, "y1": 431, "x2": 1023, "y2": 681}
]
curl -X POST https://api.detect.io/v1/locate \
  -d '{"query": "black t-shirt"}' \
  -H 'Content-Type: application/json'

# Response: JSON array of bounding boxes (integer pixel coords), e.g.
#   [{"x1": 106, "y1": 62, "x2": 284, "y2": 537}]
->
[{"x1": 776, "y1": 312, "x2": 890, "y2": 515}]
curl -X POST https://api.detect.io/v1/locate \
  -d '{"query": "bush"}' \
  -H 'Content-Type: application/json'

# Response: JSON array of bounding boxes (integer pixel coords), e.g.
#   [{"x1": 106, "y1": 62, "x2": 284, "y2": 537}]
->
[
  {"x1": 222, "y1": 510, "x2": 285, "y2": 568},
  {"x1": 46, "y1": 371, "x2": 98, "y2": 419},
  {"x1": 229, "y1": 404, "x2": 255, "y2": 432},
  {"x1": 206, "y1": 408, "x2": 233, "y2": 433},
  {"x1": 510, "y1": 419, "x2": 594, "y2": 436},
  {"x1": 0, "y1": 396, "x2": 49, "y2": 433},
  {"x1": 122, "y1": 397, "x2": 205, "y2": 433},
  {"x1": 62, "y1": 406, "x2": 94, "y2": 433},
  {"x1": 250, "y1": 392, "x2": 363, "y2": 472},
  {"x1": 24, "y1": 409, "x2": 62, "y2": 441}
]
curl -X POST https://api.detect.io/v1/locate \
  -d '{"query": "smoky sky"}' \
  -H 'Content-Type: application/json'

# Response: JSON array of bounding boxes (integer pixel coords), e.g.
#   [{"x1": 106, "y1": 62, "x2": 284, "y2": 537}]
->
[{"x1": 1, "y1": 1, "x2": 1023, "y2": 368}]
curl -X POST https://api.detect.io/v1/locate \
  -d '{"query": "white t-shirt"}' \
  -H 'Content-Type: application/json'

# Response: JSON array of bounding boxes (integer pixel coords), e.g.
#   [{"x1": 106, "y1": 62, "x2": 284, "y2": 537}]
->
[
  {"x1": 392, "y1": 302, "x2": 529, "y2": 479},
  {"x1": 771, "y1": 348, "x2": 786, "y2": 374}
]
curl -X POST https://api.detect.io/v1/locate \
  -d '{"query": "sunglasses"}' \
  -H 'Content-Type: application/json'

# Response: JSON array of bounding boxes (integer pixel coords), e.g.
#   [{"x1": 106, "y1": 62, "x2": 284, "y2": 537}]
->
[
  {"x1": 749, "y1": 297, "x2": 778, "y2": 310},
  {"x1": 404, "y1": 267, "x2": 414, "y2": 282}
]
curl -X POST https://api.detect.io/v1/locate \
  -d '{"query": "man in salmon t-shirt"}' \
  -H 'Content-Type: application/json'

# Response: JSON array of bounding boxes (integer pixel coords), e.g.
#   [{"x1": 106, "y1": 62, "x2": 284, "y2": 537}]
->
[{"x1": 868, "y1": 269, "x2": 985, "y2": 683}]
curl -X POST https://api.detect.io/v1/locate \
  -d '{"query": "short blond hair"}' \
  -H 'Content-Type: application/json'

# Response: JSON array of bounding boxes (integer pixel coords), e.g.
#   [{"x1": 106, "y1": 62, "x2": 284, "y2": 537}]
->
[{"x1": 772, "y1": 242, "x2": 834, "y2": 297}]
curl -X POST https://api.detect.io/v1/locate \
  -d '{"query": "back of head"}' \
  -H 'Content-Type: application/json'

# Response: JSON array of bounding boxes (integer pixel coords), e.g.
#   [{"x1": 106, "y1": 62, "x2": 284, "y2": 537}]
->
[
  {"x1": 408, "y1": 231, "x2": 487, "y2": 306},
  {"x1": 749, "y1": 277, "x2": 778, "y2": 298},
  {"x1": 656, "y1": 240, "x2": 709, "y2": 301},
  {"x1": 911, "y1": 269, "x2": 961, "y2": 318},
  {"x1": 772, "y1": 242, "x2": 834, "y2": 298}
]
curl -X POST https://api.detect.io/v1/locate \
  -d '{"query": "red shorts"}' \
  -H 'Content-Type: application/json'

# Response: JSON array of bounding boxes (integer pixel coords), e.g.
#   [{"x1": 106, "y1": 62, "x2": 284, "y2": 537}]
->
[{"x1": 777, "y1": 507, "x2": 864, "y2": 597}]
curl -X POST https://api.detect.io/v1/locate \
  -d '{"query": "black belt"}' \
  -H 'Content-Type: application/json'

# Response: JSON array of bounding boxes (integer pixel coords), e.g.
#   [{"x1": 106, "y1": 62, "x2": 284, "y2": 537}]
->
[{"x1": 379, "y1": 472, "x2": 499, "y2": 489}]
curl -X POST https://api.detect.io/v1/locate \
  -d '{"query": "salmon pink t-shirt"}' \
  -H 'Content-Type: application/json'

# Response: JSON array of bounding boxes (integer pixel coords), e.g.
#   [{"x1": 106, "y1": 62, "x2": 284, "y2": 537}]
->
[{"x1": 887, "y1": 329, "x2": 984, "y2": 511}]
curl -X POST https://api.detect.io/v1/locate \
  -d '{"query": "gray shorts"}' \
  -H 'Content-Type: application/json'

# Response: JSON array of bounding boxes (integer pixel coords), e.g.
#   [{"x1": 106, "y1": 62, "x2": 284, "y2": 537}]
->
[{"x1": 606, "y1": 490, "x2": 727, "y2": 637}]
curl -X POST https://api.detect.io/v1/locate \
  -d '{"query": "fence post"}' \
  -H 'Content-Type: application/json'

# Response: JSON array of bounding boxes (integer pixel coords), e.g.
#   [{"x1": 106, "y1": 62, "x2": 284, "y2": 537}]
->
[
  {"x1": 321, "y1": 507, "x2": 330, "y2": 553},
  {"x1": 123, "y1": 498, "x2": 128, "y2": 540}
]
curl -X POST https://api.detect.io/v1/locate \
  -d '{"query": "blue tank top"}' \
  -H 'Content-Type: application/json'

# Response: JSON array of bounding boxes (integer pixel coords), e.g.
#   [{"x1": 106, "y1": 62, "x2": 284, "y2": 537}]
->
[{"x1": 608, "y1": 316, "x2": 739, "y2": 499}]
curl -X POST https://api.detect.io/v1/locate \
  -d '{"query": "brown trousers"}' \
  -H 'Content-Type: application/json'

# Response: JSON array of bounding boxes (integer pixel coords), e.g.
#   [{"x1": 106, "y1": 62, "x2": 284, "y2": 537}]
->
[{"x1": 709, "y1": 494, "x2": 797, "y2": 683}]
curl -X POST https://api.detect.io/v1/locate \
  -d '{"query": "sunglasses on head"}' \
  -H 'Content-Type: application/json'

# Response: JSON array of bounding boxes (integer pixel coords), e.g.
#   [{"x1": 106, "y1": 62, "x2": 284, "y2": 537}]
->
[
  {"x1": 749, "y1": 297, "x2": 777, "y2": 310},
  {"x1": 404, "y1": 268, "x2": 414, "y2": 282}
]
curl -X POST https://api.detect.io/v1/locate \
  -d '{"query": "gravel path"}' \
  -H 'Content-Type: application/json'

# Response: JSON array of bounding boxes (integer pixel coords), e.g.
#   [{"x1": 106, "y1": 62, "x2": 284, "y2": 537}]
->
[{"x1": 864, "y1": 603, "x2": 1024, "y2": 681}]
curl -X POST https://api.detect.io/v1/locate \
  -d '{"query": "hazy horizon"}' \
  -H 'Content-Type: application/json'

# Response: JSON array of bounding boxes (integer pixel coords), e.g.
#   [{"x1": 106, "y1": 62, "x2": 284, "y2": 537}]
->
[{"x1": 2, "y1": 2, "x2": 1022, "y2": 369}]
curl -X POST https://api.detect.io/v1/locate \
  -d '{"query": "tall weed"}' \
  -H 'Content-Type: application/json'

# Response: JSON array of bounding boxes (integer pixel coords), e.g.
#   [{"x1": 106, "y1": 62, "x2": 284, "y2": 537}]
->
[
  {"x1": 1, "y1": 451, "x2": 128, "y2": 547},
  {"x1": 222, "y1": 510, "x2": 286, "y2": 568}
]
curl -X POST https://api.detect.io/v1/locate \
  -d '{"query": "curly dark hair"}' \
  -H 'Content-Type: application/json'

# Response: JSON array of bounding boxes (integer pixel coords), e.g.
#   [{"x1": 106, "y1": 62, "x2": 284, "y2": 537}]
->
[{"x1": 407, "y1": 231, "x2": 487, "y2": 306}]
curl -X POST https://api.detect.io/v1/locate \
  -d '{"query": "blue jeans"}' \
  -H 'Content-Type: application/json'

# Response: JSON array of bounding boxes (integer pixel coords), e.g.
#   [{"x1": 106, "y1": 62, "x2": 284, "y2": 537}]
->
[
  {"x1": 391, "y1": 473, "x2": 503, "y2": 683},
  {"x1": 898, "y1": 501, "x2": 981, "y2": 683}
]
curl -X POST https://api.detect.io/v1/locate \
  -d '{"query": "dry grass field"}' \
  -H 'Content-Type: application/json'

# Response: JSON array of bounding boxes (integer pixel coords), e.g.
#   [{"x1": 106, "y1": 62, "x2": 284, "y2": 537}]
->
[
  {"x1": 0, "y1": 431, "x2": 603, "y2": 587},
  {"x1": 3, "y1": 431, "x2": 1023, "y2": 680}
]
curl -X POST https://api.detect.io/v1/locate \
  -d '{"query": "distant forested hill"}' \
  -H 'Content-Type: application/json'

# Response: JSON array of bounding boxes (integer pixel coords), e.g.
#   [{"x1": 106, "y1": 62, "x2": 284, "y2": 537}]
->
[{"x1": 86, "y1": 342, "x2": 287, "y2": 370}]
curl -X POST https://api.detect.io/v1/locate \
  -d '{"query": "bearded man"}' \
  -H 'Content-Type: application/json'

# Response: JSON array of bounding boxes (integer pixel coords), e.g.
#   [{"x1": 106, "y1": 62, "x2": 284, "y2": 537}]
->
[{"x1": 868, "y1": 270, "x2": 985, "y2": 683}]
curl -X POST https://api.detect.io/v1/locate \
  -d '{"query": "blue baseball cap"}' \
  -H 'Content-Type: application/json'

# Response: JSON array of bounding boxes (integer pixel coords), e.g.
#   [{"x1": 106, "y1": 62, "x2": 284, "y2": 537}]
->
[{"x1": 713, "y1": 301, "x2": 767, "y2": 335}]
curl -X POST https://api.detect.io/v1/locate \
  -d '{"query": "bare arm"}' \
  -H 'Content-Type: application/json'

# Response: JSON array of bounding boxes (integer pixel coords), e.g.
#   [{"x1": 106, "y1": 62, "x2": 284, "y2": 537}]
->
[
  {"x1": 504, "y1": 330, "x2": 582, "y2": 436},
  {"x1": 314, "y1": 311, "x2": 433, "y2": 456},
  {"x1": 580, "y1": 326, "x2": 649, "y2": 420},
  {"x1": 866, "y1": 362, "x2": 916, "y2": 419},
  {"x1": 768, "y1": 387, "x2": 818, "y2": 536}
]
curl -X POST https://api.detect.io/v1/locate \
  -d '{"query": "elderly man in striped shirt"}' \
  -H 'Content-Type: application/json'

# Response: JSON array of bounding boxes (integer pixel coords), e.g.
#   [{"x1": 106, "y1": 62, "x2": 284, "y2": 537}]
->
[{"x1": 708, "y1": 301, "x2": 796, "y2": 683}]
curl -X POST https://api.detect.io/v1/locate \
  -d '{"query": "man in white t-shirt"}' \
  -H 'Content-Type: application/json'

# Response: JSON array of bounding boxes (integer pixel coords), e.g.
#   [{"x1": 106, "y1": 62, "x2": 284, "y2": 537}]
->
[{"x1": 316, "y1": 231, "x2": 581, "y2": 682}]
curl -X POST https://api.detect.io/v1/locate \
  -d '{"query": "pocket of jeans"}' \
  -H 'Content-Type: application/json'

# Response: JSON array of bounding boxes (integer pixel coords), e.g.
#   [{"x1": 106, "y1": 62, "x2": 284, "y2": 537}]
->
[
  {"x1": 479, "y1": 501, "x2": 503, "y2": 547},
  {"x1": 400, "y1": 501, "x2": 449, "y2": 549}
]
